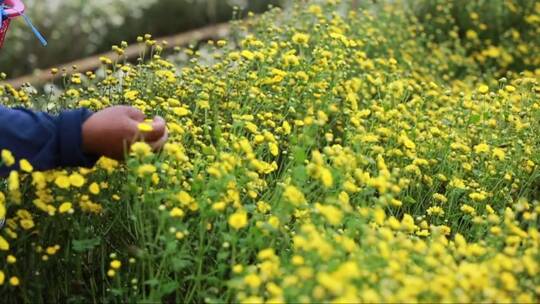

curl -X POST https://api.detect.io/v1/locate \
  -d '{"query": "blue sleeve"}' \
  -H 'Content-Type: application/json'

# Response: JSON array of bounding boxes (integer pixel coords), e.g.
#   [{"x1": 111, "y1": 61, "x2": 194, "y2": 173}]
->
[{"x1": 0, "y1": 106, "x2": 98, "y2": 175}]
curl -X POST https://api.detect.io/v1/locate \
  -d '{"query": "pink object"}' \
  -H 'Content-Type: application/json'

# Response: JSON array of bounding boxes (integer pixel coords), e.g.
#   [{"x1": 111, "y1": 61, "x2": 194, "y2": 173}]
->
[
  {"x1": 5, "y1": 0, "x2": 25, "y2": 17},
  {"x1": 0, "y1": 0, "x2": 26, "y2": 48}
]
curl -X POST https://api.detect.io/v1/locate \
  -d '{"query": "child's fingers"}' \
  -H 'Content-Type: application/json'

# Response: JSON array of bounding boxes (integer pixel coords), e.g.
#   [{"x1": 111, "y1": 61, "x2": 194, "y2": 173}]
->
[
  {"x1": 149, "y1": 129, "x2": 168, "y2": 151},
  {"x1": 142, "y1": 116, "x2": 167, "y2": 143},
  {"x1": 124, "y1": 106, "x2": 146, "y2": 122}
]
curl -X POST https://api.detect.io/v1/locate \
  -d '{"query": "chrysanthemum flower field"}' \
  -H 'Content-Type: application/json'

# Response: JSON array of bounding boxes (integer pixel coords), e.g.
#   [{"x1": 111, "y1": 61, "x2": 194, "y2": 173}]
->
[{"x1": 1, "y1": 0, "x2": 540, "y2": 302}]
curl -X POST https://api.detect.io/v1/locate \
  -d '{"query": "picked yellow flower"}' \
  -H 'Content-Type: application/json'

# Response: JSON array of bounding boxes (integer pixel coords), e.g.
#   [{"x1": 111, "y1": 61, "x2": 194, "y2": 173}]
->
[{"x1": 138, "y1": 123, "x2": 153, "y2": 132}]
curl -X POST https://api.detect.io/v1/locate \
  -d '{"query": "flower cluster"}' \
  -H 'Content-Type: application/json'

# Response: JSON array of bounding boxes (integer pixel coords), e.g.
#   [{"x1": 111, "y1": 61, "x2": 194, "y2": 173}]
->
[{"x1": 1, "y1": 0, "x2": 539, "y2": 302}]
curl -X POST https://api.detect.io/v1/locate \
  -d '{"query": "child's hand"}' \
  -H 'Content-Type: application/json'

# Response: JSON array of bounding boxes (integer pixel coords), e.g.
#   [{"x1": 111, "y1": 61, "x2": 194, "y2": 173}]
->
[{"x1": 82, "y1": 106, "x2": 168, "y2": 160}]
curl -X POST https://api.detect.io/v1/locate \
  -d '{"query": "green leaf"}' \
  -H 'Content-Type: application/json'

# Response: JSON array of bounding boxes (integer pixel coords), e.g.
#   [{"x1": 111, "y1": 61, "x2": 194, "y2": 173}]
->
[
  {"x1": 404, "y1": 196, "x2": 416, "y2": 204},
  {"x1": 292, "y1": 166, "x2": 307, "y2": 183},
  {"x1": 292, "y1": 147, "x2": 306, "y2": 164},
  {"x1": 217, "y1": 251, "x2": 230, "y2": 261},
  {"x1": 144, "y1": 278, "x2": 159, "y2": 286},
  {"x1": 172, "y1": 258, "x2": 192, "y2": 272},
  {"x1": 165, "y1": 241, "x2": 178, "y2": 254},
  {"x1": 469, "y1": 114, "x2": 481, "y2": 124},
  {"x1": 110, "y1": 288, "x2": 123, "y2": 296},
  {"x1": 71, "y1": 238, "x2": 101, "y2": 253},
  {"x1": 159, "y1": 281, "x2": 180, "y2": 295}
]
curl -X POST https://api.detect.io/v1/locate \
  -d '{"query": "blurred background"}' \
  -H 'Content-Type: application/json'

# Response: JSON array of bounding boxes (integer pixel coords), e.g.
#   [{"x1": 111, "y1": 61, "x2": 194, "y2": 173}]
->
[
  {"x1": 0, "y1": 0, "x2": 280, "y2": 78},
  {"x1": 2, "y1": 0, "x2": 538, "y2": 81}
]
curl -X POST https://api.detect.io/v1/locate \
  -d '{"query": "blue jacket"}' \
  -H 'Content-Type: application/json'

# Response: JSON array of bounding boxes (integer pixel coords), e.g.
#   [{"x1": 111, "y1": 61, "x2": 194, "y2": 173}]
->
[{"x1": 0, "y1": 106, "x2": 97, "y2": 175}]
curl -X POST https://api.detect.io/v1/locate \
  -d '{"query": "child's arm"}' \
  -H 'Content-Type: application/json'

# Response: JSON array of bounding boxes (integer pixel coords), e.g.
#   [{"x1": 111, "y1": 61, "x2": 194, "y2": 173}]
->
[
  {"x1": 0, "y1": 105, "x2": 167, "y2": 174},
  {"x1": 0, "y1": 105, "x2": 94, "y2": 173}
]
